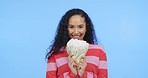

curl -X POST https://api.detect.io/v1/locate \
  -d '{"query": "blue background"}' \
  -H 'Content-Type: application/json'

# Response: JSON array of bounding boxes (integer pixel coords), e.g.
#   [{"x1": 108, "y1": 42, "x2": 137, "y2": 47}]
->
[{"x1": 0, "y1": 0, "x2": 148, "y2": 78}]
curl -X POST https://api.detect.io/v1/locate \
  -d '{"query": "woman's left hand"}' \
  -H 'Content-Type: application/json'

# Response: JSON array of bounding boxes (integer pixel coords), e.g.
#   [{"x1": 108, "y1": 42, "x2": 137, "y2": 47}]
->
[{"x1": 77, "y1": 57, "x2": 87, "y2": 77}]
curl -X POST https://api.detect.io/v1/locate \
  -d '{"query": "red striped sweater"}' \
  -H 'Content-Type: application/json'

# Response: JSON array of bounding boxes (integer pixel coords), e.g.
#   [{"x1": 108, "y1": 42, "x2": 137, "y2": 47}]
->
[{"x1": 46, "y1": 44, "x2": 108, "y2": 78}]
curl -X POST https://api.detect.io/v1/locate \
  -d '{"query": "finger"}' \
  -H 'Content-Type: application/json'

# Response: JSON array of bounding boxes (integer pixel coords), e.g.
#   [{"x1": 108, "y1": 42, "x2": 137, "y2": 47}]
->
[
  {"x1": 79, "y1": 60, "x2": 87, "y2": 66},
  {"x1": 80, "y1": 56, "x2": 84, "y2": 60},
  {"x1": 69, "y1": 54, "x2": 74, "y2": 57},
  {"x1": 69, "y1": 61, "x2": 74, "y2": 68},
  {"x1": 80, "y1": 56, "x2": 86, "y2": 61},
  {"x1": 68, "y1": 55, "x2": 74, "y2": 60},
  {"x1": 68, "y1": 60, "x2": 72, "y2": 66},
  {"x1": 68, "y1": 56, "x2": 73, "y2": 61},
  {"x1": 69, "y1": 59, "x2": 76, "y2": 66},
  {"x1": 80, "y1": 58, "x2": 84, "y2": 62},
  {"x1": 78, "y1": 62, "x2": 83, "y2": 66},
  {"x1": 68, "y1": 58, "x2": 74, "y2": 65},
  {"x1": 80, "y1": 59, "x2": 85, "y2": 63}
]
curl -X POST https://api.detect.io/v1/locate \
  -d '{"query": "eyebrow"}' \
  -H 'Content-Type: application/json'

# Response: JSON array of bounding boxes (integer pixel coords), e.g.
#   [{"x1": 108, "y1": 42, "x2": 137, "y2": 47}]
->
[
  {"x1": 78, "y1": 24, "x2": 84, "y2": 26},
  {"x1": 68, "y1": 24, "x2": 85, "y2": 26}
]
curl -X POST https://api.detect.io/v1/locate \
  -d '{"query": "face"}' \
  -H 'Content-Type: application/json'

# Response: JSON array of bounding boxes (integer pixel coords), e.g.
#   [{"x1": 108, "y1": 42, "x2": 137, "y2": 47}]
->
[{"x1": 68, "y1": 15, "x2": 86, "y2": 40}]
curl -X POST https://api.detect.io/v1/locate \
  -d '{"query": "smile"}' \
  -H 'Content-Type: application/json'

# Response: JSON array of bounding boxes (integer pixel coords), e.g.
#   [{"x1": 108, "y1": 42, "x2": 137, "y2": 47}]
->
[{"x1": 72, "y1": 36, "x2": 80, "y2": 39}]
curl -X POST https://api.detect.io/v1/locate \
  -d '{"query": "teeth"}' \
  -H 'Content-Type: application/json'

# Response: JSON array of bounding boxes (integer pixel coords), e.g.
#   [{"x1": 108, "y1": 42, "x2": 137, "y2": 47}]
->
[{"x1": 72, "y1": 36, "x2": 80, "y2": 39}]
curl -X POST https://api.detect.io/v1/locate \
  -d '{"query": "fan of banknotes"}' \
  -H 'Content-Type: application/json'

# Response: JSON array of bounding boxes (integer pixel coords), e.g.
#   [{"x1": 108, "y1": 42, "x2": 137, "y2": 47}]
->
[{"x1": 66, "y1": 39, "x2": 89, "y2": 64}]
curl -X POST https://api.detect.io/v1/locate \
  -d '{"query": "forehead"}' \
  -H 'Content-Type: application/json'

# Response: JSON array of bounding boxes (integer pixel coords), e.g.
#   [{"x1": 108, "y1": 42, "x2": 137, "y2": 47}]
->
[{"x1": 69, "y1": 15, "x2": 85, "y2": 24}]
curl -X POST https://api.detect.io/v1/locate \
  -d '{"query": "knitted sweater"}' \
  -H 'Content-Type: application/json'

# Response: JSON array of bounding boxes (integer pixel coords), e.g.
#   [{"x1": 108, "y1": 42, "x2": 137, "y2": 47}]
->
[{"x1": 46, "y1": 44, "x2": 108, "y2": 78}]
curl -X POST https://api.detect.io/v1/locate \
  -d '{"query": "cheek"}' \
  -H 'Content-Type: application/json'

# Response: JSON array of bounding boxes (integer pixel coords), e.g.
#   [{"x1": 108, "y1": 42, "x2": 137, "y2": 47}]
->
[
  {"x1": 81, "y1": 29, "x2": 87, "y2": 34},
  {"x1": 68, "y1": 29, "x2": 73, "y2": 35},
  {"x1": 67, "y1": 29, "x2": 71, "y2": 34}
]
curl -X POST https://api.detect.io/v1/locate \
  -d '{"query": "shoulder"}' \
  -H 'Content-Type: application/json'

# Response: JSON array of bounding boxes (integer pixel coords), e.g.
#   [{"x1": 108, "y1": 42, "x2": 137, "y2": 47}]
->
[
  {"x1": 88, "y1": 44, "x2": 106, "y2": 53},
  {"x1": 86, "y1": 44, "x2": 106, "y2": 58},
  {"x1": 50, "y1": 48, "x2": 68, "y2": 59}
]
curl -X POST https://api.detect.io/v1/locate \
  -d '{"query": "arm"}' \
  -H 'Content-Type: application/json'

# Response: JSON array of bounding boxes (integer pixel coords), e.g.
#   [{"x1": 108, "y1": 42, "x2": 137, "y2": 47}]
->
[
  {"x1": 46, "y1": 54, "x2": 77, "y2": 78},
  {"x1": 98, "y1": 49, "x2": 108, "y2": 78},
  {"x1": 46, "y1": 55, "x2": 57, "y2": 78}
]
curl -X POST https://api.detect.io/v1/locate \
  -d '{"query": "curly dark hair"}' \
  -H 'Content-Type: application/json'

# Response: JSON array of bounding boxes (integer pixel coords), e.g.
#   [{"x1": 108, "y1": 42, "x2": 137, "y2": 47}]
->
[{"x1": 46, "y1": 8, "x2": 98, "y2": 59}]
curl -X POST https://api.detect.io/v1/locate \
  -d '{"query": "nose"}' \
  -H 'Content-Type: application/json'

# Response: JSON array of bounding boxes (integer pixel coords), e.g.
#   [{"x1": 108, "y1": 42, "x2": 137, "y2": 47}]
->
[{"x1": 73, "y1": 28, "x2": 79, "y2": 34}]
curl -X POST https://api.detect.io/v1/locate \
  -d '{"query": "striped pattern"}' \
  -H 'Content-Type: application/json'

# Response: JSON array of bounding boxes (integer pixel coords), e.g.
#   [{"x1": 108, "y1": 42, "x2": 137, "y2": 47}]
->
[
  {"x1": 56, "y1": 57, "x2": 68, "y2": 67},
  {"x1": 46, "y1": 44, "x2": 108, "y2": 78},
  {"x1": 47, "y1": 63, "x2": 57, "y2": 71}
]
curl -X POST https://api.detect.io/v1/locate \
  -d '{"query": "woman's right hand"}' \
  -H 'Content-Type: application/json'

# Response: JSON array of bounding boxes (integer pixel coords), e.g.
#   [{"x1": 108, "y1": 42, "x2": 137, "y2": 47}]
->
[{"x1": 68, "y1": 54, "x2": 78, "y2": 75}]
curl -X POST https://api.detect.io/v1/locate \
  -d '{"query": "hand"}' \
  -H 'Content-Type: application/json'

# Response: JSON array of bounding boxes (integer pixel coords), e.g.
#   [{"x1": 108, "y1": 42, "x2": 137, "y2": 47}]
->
[
  {"x1": 77, "y1": 57, "x2": 87, "y2": 77},
  {"x1": 68, "y1": 54, "x2": 78, "y2": 75}
]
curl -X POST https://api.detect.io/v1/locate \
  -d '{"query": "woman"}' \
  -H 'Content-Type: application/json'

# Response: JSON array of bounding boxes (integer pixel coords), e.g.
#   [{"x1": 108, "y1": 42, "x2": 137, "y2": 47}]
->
[{"x1": 46, "y1": 8, "x2": 108, "y2": 78}]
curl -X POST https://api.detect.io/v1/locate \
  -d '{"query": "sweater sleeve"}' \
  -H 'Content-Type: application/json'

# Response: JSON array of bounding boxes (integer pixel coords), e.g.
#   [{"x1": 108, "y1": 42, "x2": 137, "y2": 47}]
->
[
  {"x1": 46, "y1": 54, "x2": 77, "y2": 78},
  {"x1": 46, "y1": 55, "x2": 57, "y2": 78},
  {"x1": 97, "y1": 49, "x2": 108, "y2": 78}
]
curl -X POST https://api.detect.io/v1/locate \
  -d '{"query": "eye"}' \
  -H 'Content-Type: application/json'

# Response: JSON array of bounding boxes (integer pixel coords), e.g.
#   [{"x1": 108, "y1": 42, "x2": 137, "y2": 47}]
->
[
  {"x1": 68, "y1": 25, "x2": 74, "y2": 28},
  {"x1": 79, "y1": 24, "x2": 84, "y2": 28}
]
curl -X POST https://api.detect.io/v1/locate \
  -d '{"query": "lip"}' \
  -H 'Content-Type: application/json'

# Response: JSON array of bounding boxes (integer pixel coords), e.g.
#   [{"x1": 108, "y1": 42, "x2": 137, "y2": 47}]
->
[{"x1": 72, "y1": 35, "x2": 80, "y2": 39}]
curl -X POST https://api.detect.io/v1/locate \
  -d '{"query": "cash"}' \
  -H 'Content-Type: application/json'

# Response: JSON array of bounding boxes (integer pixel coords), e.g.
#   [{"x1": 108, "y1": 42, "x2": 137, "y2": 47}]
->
[{"x1": 66, "y1": 39, "x2": 89, "y2": 64}]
